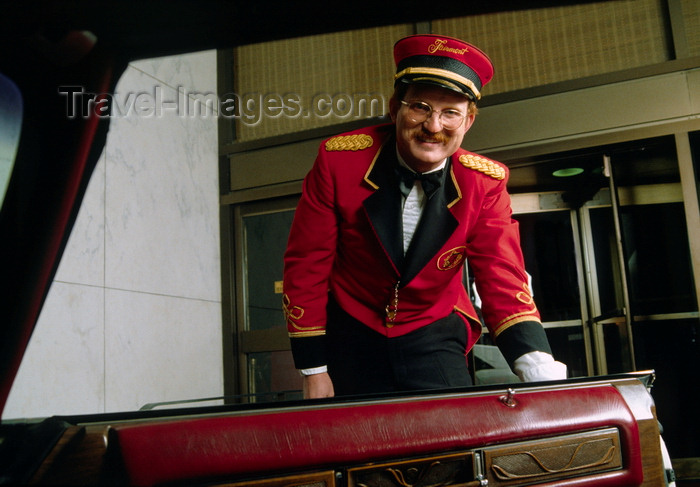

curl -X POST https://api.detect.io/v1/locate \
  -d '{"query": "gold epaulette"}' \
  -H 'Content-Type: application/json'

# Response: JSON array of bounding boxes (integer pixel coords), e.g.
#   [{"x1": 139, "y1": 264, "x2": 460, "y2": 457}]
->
[
  {"x1": 459, "y1": 154, "x2": 506, "y2": 180},
  {"x1": 325, "y1": 134, "x2": 374, "y2": 152}
]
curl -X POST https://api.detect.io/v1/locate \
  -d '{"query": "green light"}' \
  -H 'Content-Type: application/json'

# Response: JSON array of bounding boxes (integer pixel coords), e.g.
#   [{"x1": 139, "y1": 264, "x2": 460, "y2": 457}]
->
[{"x1": 552, "y1": 167, "x2": 584, "y2": 177}]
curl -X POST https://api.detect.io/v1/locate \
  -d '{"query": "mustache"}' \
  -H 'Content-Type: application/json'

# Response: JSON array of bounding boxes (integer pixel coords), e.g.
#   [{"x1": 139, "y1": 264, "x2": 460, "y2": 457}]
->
[{"x1": 412, "y1": 128, "x2": 449, "y2": 144}]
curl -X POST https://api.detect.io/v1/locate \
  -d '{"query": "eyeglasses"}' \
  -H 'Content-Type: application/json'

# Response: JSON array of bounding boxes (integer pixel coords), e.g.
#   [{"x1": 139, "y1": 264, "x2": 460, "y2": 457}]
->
[{"x1": 400, "y1": 100, "x2": 467, "y2": 130}]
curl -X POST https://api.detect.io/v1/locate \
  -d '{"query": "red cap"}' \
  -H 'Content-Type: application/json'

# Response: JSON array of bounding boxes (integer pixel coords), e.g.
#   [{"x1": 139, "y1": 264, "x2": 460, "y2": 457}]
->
[{"x1": 393, "y1": 34, "x2": 494, "y2": 100}]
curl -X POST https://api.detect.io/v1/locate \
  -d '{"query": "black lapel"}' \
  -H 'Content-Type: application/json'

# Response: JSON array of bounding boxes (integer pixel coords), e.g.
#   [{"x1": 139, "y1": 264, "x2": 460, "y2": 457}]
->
[
  {"x1": 362, "y1": 138, "x2": 405, "y2": 272},
  {"x1": 402, "y1": 158, "x2": 460, "y2": 284}
]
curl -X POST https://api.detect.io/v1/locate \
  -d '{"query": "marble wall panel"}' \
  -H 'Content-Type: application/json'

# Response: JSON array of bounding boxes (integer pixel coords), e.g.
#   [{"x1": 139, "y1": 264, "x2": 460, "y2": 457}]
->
[
  {"x1": 104, "y1": 288, "x2": 223, "y2": 413},
  {"x1": 54, "y1": 151, "x2": 106, "y2": 287},
  {"x1": 131, "y1": 50, "x2": 218, "y2": 99},
  {"x1": 3, "y1": 283, "x2": 105, "y2": 419},
  {"x1": 104, "y1": 52, "x2": 220, "y2": 302}
]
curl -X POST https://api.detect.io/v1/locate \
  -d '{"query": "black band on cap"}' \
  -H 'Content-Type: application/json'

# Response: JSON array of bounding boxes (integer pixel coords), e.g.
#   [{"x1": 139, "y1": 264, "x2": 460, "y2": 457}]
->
[{"x1": 396, "y1": 55, "x2": 483, "y2": 99}]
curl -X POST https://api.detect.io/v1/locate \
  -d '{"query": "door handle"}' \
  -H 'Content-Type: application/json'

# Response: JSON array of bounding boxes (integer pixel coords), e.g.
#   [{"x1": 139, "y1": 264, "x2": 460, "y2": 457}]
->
[{"x1": 590, "y1": 308, "x2": 626, "y2": 324}]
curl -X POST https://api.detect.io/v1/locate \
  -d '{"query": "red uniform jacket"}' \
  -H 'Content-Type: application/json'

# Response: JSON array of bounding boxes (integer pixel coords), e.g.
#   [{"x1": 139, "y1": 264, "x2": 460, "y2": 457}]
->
[{"x1": 283, "y1": 123, "x2": 544, "y2": 369}]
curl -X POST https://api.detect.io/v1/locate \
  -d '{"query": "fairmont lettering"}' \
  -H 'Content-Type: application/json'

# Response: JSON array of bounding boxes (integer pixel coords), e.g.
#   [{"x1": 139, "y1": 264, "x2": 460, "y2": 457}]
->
[{"x1": 428, "y1": 39, "x2": 469, "y2": 55}]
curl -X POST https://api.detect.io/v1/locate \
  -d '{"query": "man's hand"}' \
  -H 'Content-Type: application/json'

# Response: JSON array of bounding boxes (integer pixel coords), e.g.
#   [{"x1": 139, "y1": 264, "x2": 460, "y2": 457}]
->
[
  {"x1": 303, "y1": 372, "x2": 335, "y2": 399},
  {"x1": 513, "y1": 351, "x2": 567, "y2": 382}
]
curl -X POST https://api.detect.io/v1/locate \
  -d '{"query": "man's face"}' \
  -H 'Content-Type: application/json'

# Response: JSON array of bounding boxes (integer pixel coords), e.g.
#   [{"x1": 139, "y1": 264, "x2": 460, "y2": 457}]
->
[{"x1": 390, "y1": 84, "x2": 475, "y2": 173}]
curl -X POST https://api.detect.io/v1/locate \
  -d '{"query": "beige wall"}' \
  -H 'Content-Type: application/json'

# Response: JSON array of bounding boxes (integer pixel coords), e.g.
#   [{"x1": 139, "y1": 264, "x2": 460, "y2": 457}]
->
[
  {"x1": 467, "y1": 69, "x2": 700, "y2": 154},
  {"x1": 224, "y1": 68, "x2": 700, "y2": 202}
]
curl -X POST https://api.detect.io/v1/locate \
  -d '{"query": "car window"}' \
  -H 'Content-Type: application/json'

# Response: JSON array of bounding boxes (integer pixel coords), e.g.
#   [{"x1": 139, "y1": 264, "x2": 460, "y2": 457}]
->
[{"x1": 2, "y1": 51, "x2": 223, "y2": 419}]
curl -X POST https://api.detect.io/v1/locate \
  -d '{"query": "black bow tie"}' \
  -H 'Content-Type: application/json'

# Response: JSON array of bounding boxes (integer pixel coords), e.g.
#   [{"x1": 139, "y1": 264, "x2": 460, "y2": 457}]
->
[{"x1": 396, "y1": 165, "x2": 444, "y2": 199}]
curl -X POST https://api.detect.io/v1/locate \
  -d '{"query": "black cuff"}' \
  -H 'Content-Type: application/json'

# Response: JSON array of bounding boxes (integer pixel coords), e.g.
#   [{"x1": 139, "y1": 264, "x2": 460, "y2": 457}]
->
[
  {"x1": 495, "y1": 321, "x2": 552, "y2": 368},
  {"x1": 289, "y1": 335, "x2": 327, "y2": 370}
]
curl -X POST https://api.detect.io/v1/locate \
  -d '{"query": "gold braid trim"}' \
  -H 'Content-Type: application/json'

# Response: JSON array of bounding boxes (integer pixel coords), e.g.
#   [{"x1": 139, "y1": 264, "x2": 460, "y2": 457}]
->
[
  {"x1": 459, "y1": 154, "x2": 506, "y2": 180},
  {"x1": 289, "y1": 330, "x2": 326, "y2": 338},
  {"x1": 493, "y1": 314, "x2": 542, "y2": 338},
  {"x1": 283, "y1": 294, "x2": 325, "y2": 337},
  {"x1": 453, "y1": 305, "x2": 482, "y2": 326},
  {"x1": 325, "y1": 134, "x2": 373, "y2": 152},
  {"x1": 394, "y1": 67, "x2": 481, "y2": 99}
]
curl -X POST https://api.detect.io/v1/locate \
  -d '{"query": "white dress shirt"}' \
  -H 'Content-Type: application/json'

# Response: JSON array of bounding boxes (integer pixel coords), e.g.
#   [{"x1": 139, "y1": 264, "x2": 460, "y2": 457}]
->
[{"x1": 397, "y1": 152, "x2": 447, "y2": 254}]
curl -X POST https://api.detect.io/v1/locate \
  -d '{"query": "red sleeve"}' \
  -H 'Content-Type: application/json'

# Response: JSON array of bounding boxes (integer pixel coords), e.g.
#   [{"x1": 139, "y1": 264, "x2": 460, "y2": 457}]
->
[
  {"x1": 465, "y1": 165, "x2": 542, "y2": 337},
  {"x1": 282, "y1": 145, "x2": 338, "y2": 367}
]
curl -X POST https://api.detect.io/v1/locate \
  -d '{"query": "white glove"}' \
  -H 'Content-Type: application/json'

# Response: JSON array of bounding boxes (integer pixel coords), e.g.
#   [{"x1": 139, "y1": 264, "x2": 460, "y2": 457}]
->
[{"x1": 514, "y1": 351, "x2": 567, "y2": 382}]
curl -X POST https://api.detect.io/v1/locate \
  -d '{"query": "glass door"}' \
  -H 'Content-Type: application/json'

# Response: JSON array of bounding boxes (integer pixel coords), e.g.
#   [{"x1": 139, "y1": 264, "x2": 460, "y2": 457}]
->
[
  {"x1": 494, "y1": 135, "x2": 699, "y2": 460},
  {"x1": 234, "y1": 196, "x2": 302, "y2": 401},
  {"x1": 493, "y1": 136, "x2": 699, "y2": 378},
  {"x1": 605, "y1": 142, "x2": 699, "y2": 459},
  {"x1": 510, "y1": 204, "x2": 592, "y2": 378}
]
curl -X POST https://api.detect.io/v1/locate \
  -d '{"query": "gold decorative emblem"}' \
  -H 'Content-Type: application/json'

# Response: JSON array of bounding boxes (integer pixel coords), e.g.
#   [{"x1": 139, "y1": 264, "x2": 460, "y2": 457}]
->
[
  {"x1": 459, "y1": 154, "x2": 506, "y2": 180},
  {"x1": 437, "y1": 246, "x2": 467, "y2": 271},
  {"x1": 325, "y1": 134, "x2": 373, "y2": 152},
  {"x1": 282, "y1": 293, "x2": 304, "y2": 325},
  {"x1": 516, "y1": 282, "x2": 535, "y2": 305},
  {"x1": 282, "y1": 294, "x2": 325, "y2": 337},
  {"x1": 493, "y1": 282, "x2": 540, "y2": 335}
]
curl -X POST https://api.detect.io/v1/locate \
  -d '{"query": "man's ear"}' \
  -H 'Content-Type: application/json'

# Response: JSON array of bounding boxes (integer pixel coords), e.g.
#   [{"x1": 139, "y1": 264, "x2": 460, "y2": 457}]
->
[
  {"x1": 463, "y1": 113, "x2": 476, "y2": 132},
  {"x1": 389, "y1": 96, "x2": 400, "y2": 122}
]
